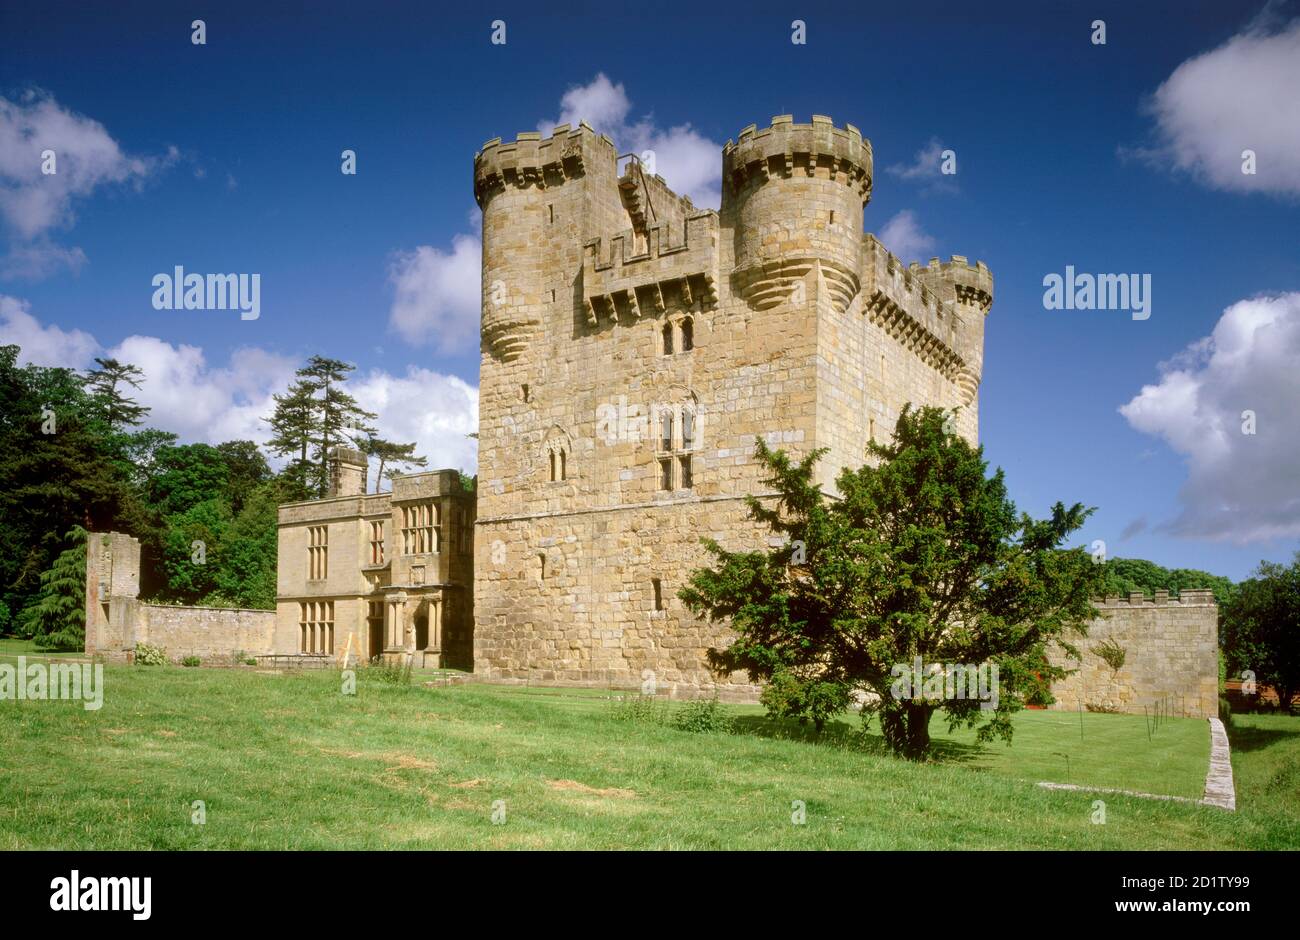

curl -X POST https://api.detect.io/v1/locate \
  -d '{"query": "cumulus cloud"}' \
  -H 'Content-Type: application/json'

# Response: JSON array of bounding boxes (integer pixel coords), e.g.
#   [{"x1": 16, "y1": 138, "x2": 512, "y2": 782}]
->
[
  {"x1": 0, "y1": 293, "x2": 99, "y2": 365},
  {"x1": 875, "y1": 210, "x2": 936, "y2": 262},
  {"x1": 1130, "y1": 14, "x2": 1300, "y2": 197},
  {"x1": 1119, "y1": 291, "x2": 1300, "y2": 542},
  {"x1": 352, "y1": 367, "x2": 479, "y2": 478},
  {"x1": 386, "y1": 235, "x2": 481, "y2": 351},
  {"x1": 0, "y1": 296, "x2": 479, "y2": 473},
  {"x1": 541, "y1": 73, "x2": 722, "y2": 209},
  {"x1": 0, "y1": 89, "x2": 171, "y2": 277}
]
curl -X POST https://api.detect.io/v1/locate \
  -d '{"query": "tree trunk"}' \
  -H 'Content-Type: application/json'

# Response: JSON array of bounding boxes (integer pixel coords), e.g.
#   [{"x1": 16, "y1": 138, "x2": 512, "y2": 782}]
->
[
  {"x1": 904, "y1": 702, "x2": 932, "y2": 759},
  {"x1": 375, "y1": 457, "x2": 386, "y2": 494}
]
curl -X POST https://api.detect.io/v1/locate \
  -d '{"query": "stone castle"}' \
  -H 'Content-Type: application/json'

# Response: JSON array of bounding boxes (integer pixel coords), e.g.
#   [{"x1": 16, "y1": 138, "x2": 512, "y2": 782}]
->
[
  {"x1": 80, "y1": 113, "x2": 1218, "y2": 717},
  {"x1": 471, "y1": 114, "x2": 991, "y2": 695}
]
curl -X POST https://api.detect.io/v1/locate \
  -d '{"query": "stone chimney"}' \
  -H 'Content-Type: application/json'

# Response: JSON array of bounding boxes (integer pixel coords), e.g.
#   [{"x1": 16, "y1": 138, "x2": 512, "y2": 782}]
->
[{"x1": 328, "y1": 446, "x2": 368, "y2": 497}]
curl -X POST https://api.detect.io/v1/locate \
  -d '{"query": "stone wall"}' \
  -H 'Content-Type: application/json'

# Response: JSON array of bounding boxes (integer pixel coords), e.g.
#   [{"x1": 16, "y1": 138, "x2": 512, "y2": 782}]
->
[
  {"x1": 136, "y1": 604, "x2": 275, "y2": 663},
  {"x1": 1048, "y1": 590, "x2": 1219, "y2": 719},
  {"x1": 85, "y1": 531, "x2": 275, "y2": 664}
]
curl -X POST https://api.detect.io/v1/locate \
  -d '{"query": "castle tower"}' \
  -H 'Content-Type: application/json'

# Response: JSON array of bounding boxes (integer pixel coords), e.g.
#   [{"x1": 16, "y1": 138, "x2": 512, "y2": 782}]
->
[
  {"x1": 471, "y1": 113, "x2": 991, "y2": 696},
  {"x1": 912, "y1": 256, "x2": 994, "y2": 440},
  {"x1": 722, "y1": 115, "x2": 872, "y2": 314}
]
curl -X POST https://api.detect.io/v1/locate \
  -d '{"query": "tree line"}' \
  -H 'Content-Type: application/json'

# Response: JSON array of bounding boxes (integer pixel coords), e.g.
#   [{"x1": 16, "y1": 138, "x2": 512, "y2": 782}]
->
[{"x1": 1, "y1": 346, "x2": 431, "y2": 649}]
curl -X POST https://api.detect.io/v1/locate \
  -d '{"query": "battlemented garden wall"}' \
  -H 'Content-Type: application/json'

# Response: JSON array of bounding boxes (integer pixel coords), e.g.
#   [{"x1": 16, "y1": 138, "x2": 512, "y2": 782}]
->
[{"x1": 1048, "y1": 590, "x2": 1219, "y2": 719}]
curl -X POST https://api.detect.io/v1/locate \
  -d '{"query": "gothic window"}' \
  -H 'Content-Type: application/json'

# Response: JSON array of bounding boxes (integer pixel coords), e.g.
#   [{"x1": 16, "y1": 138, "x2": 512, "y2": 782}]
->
[
  {"x1": 662, "y1": 322, "x2": 674, "y2": 356},
  {"x1": 680, "y1": 316, "x2": 694, "y2": 352},
  {"x1": 546, "y1": 439, "x2": 568, "y2": 482},
  {"x1": 655, "y1": 402, "x2": 697, "y2": 491}
]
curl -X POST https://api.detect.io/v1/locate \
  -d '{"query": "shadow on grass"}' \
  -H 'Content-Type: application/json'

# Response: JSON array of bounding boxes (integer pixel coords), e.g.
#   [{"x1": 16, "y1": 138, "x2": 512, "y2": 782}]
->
[
  {"x1": 728, "y1": 713, "x2": 989, "y2": 765},
  {"x1": 1227, "y1": 721, "x2": 1300, "y2": 753}
]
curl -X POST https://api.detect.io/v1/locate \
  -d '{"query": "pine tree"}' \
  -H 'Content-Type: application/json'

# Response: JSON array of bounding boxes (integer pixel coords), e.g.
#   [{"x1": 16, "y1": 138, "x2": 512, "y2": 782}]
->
[
  {"x1": 21, "y1": 527, "x2": 87, "y2": 651},
  {"x1": 83, "y1": 357, "x2": 148, "y2": 429},
  {"x1": 363, "y1": 436, "x2": 427, "y2": 492},
  {"x1": 301, "y1": 356, "x2": 376, "y2": 495},
  {"x1": 265, "y1": 356, "x2": 376, "y2": 498}
]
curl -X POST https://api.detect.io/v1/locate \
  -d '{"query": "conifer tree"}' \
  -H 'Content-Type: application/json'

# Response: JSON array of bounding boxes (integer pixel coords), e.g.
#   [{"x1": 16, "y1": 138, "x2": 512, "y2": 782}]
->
[{"x1": 21, "y1": 527, "x2": 87, "y2": 651}]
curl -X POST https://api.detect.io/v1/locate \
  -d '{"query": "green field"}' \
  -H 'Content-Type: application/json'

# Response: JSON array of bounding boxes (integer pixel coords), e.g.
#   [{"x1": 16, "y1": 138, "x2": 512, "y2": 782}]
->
[{"x1": 0, "y1": 652, "x2": 1296, "y2": 850}]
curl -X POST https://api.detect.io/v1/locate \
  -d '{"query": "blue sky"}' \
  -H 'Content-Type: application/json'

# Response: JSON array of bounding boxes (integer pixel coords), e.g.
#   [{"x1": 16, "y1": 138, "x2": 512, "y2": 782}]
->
[{"x1": 1, "y1": 1, "x2": 1298, "y2": 581}]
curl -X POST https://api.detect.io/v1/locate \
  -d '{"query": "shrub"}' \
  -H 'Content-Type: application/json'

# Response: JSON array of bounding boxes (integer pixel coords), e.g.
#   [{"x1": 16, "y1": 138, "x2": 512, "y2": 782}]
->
[
  {"x1": 134, "y1": 643, "x2": 168, "y2": 666},
  {"x1": 1095, "y1": 637, "x2": 1126, "y2": 673},
  {"x1": 1085, "y1": 702, "x2": 1121, "y2": 714},
  {"x1": 245, "y1": 657, "x2": 258, "y2": 666},
  {"x1": 671, "y1": 696, "x2": 735, "y2": 735},
  {"x1": 611, "y1": 693, "x2": 668, "y2": 725},
  {"x1": 760, "y1": 669, "x2": 851, "y2": 732},
  {"x1": 366, "y1": 656, "x2": 413, "y2": 685},
  {"x1": 181, "y1": 655, "x2": 201, "y2": 668}
]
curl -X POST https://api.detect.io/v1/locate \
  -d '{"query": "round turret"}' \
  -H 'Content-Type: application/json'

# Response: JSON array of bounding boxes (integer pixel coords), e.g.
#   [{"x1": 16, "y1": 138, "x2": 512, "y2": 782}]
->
[{"x1": 722, "y1": 115, "x2": 873, "y2": 313}]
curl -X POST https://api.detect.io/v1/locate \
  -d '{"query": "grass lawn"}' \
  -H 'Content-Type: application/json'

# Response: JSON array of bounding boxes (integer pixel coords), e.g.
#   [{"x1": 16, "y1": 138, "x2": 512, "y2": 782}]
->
[{"x1": 0, "y1": 657, "x2": 1296, "y2": 850}]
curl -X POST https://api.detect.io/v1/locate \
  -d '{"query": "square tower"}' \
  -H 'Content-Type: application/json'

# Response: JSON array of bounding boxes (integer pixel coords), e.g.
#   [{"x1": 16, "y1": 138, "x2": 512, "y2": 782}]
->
[{"x1": 472, "y1": 115, "x2": 991, "y2": 696}]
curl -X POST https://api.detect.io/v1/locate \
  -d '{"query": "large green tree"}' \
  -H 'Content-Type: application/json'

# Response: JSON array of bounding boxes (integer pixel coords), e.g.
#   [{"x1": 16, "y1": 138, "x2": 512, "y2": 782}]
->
[
  {"x1": 681, "y1": 406, "x2": 1107, "y2": 759},
  {"x1": 265, "y1": 356, "x2": 376, "y2": 499},
  {"x1": 1099, "y1": 557, "x2": 1235, "y2": 608},
  {"x1": 19, "y1": 527, "x2": 87, "y2": 651},
  {"x1": 83, "y1": 357, "x2": 148, "y2": 430},
  {"x1": 1221, "y1": 554, "x2": 1300, "y2": 712},
  {"x1": 0, "y1": 346, "x2": 145, "y2": 622}
]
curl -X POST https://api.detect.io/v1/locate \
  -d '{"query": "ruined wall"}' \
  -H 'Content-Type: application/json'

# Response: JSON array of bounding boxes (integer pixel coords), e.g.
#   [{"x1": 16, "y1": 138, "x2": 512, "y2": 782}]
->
[
  {"x1": 1048, "y1": 590, "x2": 1220, "y2": 719},
  {"x1": 85, "y1": 531, "x2": 275, "y2": 664}
]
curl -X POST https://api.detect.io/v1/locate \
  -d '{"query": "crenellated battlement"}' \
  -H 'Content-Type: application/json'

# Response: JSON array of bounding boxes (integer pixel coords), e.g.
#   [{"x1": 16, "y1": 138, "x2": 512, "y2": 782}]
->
[
  {"x1": 474, "y1": 122, "x2": 617, "y2": 208},
  {"x1": 723, "y1": 115, "x2": 872, "y2": 202},
  {"x1": 860, "y1": 233, "x2": 968, "y2": 383},
  {"x1": 911, "y1": 255, "x2": 994, "y2": 314},
  {"x1": 1096, "y1": 589, "x2": 1218, "y2": 608},
  {"x1": 581, "y1": 213, "x2": 719, "y2": 326}
]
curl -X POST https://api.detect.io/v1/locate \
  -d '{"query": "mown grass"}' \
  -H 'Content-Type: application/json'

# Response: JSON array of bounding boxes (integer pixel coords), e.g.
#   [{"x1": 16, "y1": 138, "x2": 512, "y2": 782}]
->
[{"x1": 0, "y1": 660, "x2": 1295, "y2": 850}]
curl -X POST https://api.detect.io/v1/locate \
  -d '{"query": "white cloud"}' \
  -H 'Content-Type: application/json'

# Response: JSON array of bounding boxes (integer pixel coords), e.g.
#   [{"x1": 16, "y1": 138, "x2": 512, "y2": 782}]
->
[
  {"x1": 875, "y1": 210, "x2": 936, "y2": 262},
  {"x1": 0, "y1": 240, "x2": 88, "y2": 280},
  {"x1": 0, "y1": 89, "x2": 170, "y2": 277},
  {"x1": 1134, "y1": 15, "x2": 1300, "y2": 197},
  {"x1": 0, "y1": 293, "x2": 98, "y2": 365},
  {"x1": 386, "y1": 235, "x2": 481, "y2": 351},
  {"x1": 352, "y1": 367, "x2": 479, "y2": 480},
  {"x1": 1119, "y1": 291, "x2": 1300, "y2": 542},
  {"x1": 541, "y1": 73, "x2": 722, "y2": 209},
  {"x1": 0, "y1": 296, "x2": 479, "y2": 473}
]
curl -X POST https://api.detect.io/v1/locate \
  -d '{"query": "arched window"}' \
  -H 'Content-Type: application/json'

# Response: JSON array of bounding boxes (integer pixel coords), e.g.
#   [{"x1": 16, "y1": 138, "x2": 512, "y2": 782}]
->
[
  {"x1": 662, "y1": 323, "x2": 674, "y2": 356},
  {"x1": 680, "y1": 317, "x2": 693, "y2": 352},
  {"x1": 549, "y1": 450, "x2": 557, "y2": 482},
  {"x1": 559, "y1": 448, "x2": 567, "y2": 480}
]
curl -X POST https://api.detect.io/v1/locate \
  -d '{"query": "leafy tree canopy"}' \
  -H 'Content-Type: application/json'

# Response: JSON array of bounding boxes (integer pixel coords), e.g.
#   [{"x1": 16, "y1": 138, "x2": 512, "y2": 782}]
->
[{"x1": 681, "y1": 405, "x2": 1108, "y2": 759}]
